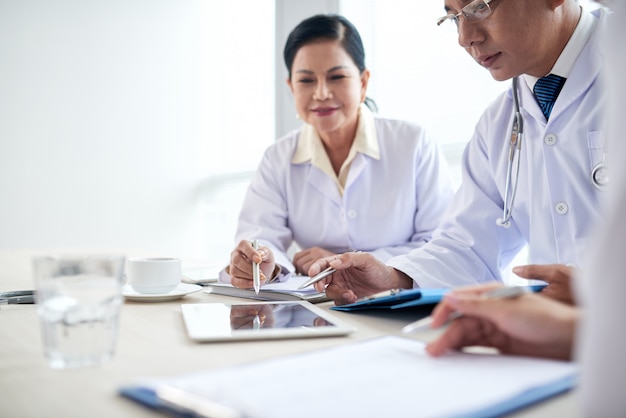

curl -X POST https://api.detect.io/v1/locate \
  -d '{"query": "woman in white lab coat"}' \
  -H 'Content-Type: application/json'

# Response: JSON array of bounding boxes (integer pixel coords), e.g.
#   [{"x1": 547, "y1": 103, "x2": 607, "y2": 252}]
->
[{"x1": 223, "y1": 14, "x2": 454, "y2": 288}]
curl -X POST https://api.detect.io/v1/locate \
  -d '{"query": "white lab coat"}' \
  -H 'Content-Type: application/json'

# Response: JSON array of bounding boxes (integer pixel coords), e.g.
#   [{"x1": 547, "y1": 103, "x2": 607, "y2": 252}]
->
[
  {"x1": 388, "y1": 9, "x2": 607, "y2": 288},
  {"x1": 234, "y1": 116, "x2": 454, "y2": 278},
  {"x1": 578, "y1": 3, "x2": 625, "y2": 414}
]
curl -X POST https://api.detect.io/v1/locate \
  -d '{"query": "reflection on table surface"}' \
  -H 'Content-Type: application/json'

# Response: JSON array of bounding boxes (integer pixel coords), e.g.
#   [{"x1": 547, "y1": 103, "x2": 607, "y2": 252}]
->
[{"x1": 229, "y1": 303, "x2": 330, "y2": 330}]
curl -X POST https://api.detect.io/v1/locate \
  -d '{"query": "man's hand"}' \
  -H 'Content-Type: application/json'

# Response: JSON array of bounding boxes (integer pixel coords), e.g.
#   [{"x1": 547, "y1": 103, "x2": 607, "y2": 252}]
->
[
  {"x1": 307, "y1": 252, "x2": 413, "y2": 305},
  {"x1": 512, "y1": 264, "x2": 575, "y2": 305},
  {"x1": 426, "y1": 283, "x2": 578, "y2": 360}
]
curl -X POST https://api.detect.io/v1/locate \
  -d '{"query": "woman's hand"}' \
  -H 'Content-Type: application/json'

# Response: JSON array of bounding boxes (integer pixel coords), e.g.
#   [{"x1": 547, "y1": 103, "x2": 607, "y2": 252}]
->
[
  {"x1": 293, "y1": 247, "x2": 335, "y2": 275},
  {"x1": 228, "y1": 240, "x2": 276, "y2": 289}
]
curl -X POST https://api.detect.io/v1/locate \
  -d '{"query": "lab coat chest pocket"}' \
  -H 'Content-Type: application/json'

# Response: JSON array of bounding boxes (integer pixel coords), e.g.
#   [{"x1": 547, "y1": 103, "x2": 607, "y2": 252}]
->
[{"x1": 587, "y1": 131, "x2": 604, "y2": 169}]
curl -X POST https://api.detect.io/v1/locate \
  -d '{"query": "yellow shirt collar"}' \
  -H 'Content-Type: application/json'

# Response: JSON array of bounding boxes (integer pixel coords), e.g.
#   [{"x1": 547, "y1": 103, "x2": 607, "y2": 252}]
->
[{"x1": 292, "y1": 104, "x2": 379, "y2": 194}]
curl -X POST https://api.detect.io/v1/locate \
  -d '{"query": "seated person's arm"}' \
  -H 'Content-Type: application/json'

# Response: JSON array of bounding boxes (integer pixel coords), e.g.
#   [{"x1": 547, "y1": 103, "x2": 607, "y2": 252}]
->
[{"x1": 426, "y1": 283, "x2": 578, "y2": 361}]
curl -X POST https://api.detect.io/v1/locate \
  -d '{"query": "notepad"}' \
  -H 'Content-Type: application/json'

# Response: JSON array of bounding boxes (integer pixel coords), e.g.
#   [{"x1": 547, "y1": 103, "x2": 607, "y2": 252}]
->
[
  {"x1": 205, "y1": 275, "x2": 329, "y2": 303},
  {"x1": 120, "y1": 336, "x2": 577, "y2": 418}
]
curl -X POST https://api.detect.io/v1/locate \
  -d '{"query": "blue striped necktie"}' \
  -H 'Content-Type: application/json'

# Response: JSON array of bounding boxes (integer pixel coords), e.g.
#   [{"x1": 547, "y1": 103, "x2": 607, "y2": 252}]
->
[{"x1": 533, "y1": 74, "x2": 566, "y2": 120}]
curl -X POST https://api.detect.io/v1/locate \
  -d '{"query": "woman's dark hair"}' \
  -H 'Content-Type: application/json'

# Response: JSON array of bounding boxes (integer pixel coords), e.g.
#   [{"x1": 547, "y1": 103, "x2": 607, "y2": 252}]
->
[{"x1": 283, "y1": 14, "x2": 377, "y2": 112}]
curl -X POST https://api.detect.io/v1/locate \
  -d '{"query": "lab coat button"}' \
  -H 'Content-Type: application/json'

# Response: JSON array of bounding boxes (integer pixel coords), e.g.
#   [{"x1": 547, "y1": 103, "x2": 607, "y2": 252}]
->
[
  {"x1": 555, "y1": 202, "x2": 569, "y2": 215},
  {"x1": 544, "y1": 134, "x2": 557, "y2": 145},
  {"x1": 347, "y1": 209, "x2": 357, "y2": 219}
]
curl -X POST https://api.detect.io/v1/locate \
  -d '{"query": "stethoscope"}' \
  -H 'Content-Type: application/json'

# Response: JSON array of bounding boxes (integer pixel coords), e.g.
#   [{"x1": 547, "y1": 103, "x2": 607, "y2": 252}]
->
[
  {"x1": 496, "y1": 77, "x2": 524, "y2": 228},
  {"x1": 591, "y1": 155, "x2": 609, "y2": 191},
  {"x1": 496, "y1": 77, "x2": 609, "y2": 229}
]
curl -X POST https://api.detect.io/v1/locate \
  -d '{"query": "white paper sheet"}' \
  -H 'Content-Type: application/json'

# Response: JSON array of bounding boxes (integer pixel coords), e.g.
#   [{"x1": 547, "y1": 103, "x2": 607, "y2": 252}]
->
[{"x1": 140, "y1": 336, "x2": 577, "y2": 418}]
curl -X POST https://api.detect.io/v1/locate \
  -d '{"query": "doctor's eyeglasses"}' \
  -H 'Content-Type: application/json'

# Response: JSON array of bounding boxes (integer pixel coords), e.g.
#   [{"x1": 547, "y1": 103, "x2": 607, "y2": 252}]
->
[{"x1": 436, "y1": 0, "x2": 494, "y2": 26}]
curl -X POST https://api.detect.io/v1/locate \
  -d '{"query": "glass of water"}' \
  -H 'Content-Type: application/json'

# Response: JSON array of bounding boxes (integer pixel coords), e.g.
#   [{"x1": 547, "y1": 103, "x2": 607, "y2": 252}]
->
[{"x1": 32, "y1": 255, "x2": 125, "y2": 369}]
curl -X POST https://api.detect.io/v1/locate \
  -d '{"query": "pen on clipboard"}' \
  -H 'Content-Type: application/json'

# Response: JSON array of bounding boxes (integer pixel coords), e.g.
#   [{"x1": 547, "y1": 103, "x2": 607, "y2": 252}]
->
[
  {"x1": 297, "y1": 250, "x2": 362, "y2": 290},
  {"x1": 252, "y1": 240, "x2": 260, "y2": 295},
  {"x1": 402, "y1": 286, "x2": 530, "y2": 334},
  {"x1": 355, "y1": 288, "x2": 401, "y2": 302}
]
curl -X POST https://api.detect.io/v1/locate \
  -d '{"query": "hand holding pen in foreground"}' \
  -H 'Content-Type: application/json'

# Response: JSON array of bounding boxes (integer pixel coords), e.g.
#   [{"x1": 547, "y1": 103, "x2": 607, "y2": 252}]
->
[
  {"x1": 403, "y1": 286, "x2": 530, "y2": 334},
  {"x1": 420, "y1": 283, "x2": 578, "y2": 360}
]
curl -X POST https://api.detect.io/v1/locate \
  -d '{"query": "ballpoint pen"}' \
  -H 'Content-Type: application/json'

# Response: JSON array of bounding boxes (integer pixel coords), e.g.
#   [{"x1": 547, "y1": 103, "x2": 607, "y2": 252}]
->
[
  {"x1": 297, "y1": 266, "x2": 335, "y2": 290},
  {"x1": 297, "y1": 250, "x2": 362, "y2": 290},
  {"x1": 252, "y1": 240, "x2": 261, "y2": 295},
  {"x1": 402, "y1": 286, "x2": 530, "y2": 334},
  {"x1": 252, "y1": 314, "x2": 261, "y2": 330},
  {"x1": 355, "y1": 288, "x2": 401, "y2": 302}
]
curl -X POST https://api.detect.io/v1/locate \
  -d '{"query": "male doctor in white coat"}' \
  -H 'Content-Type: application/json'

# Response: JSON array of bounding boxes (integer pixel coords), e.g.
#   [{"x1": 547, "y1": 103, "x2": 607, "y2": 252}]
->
[
  {"x1": 308, "y1": 0, "x2": 608, "y2": 305},
  {"x1": 422, "y1": 1, "x2": 625, "y2": 413}
]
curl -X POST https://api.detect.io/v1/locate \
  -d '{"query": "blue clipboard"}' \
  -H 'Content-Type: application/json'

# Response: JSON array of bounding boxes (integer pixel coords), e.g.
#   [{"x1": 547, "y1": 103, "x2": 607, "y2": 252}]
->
[
  {"x1": 330, "y1": 288, "x2": 449, "y2": 311},
  {"x1": 329, "y1": 284, "x2": 547, "y2": 312}
]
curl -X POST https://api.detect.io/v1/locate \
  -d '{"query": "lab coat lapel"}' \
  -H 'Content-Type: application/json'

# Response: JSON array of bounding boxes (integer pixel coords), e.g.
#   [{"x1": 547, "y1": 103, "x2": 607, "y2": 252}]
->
[
  {"x1": 550, "y1": 19, "x2": 602, "y2": 122},
  {"x1": 520, "y1": 82, "x2": 545, "y2": 123},
  {"x1": 520, "y1": 11, "x2": 602, "y2": 124},
  {"x1": 345, "y1": 153, "x2": 367, "y2": 193},
  {"x1": 307, "y1": 165, "x2": 342, "y2": 206}
]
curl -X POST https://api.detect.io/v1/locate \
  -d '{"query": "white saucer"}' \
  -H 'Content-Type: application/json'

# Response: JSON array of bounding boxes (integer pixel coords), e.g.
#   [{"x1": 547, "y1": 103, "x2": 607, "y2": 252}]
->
[{"x1": 122, "y1": 283, "x2": 202, "y2": 303}]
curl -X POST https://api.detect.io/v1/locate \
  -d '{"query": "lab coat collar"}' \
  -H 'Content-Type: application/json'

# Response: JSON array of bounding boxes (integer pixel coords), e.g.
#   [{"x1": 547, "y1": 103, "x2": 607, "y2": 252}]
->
[
  {"x1": 291, "y1": 103, "x2": 380, "y2": 166},
  {"x1": 523, "y1": 6, "x2": 597, "y2": 90},
  {"x1": 292, "y1": 103, "x2": 380, "y2": 196},
  {"x1": 519, "y1": 8, "x2": 604, "y2": 124}
]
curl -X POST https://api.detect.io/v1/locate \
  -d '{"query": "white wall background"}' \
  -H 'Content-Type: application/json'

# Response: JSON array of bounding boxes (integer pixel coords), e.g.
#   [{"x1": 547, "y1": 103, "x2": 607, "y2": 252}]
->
[
  {"x1": 0, "y1": 0, "x2": 602, "y2": 267},
  {"x1": 0, "y1": 0, "x2": 274, "y2": 262}
]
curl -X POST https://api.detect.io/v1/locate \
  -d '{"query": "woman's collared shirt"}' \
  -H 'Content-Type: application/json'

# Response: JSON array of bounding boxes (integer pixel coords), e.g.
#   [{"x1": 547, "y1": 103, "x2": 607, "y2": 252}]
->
[{"x1": 230, "y1": 106, "x2": 454, "y2": 280}]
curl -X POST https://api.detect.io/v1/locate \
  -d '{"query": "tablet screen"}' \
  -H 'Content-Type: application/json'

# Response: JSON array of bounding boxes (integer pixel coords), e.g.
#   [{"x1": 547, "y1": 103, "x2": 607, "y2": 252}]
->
[{"x1": 181, "y1": 301, "x2": 354, "y2": 342}]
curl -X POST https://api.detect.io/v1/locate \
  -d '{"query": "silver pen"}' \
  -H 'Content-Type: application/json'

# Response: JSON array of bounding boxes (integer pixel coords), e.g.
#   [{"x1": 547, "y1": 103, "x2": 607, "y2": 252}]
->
[
  {"x1": 402, "y1": 286, "x2": 530, "y2": 334},
  {"x1": 252, "y1": 239, "x2": 261, "y2": 295},
  {"x1": 297, "y1": 250, "x2": 361, "y2": 290},
  {"x1": 252, "y1": 314, "x2": 261, "y2": 330},
  {"x1": 355, "y1": 288, "x2": 401, "y2": 302},
  {"x1": 297, "y1": 266, "x2": 335, "y2": 290}
]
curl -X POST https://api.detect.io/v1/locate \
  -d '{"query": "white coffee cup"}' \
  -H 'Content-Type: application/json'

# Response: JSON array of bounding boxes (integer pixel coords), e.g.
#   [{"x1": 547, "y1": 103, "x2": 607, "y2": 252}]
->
[{"x1": 126, "y1": 257, "x2": 181, "y2": 294}]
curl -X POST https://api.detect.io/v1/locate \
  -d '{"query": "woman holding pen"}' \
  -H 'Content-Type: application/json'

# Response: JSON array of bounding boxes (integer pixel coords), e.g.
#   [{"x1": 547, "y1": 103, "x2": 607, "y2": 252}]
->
[{"x1": 222, "y1": 14, "x2": 453, "y2": 289}]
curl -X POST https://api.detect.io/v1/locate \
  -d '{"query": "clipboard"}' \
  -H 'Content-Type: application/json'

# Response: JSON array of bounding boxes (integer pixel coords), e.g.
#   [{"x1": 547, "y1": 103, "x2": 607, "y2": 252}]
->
[
  {"x1": 329, "y1": 284, "x2": 547, "y2": 312},
  {"x1": 119, "y1": 336, "x2": 577, "y2": 418},
  {"x1": 330, "y1": 288, "x2": 448, "y2": 311}
]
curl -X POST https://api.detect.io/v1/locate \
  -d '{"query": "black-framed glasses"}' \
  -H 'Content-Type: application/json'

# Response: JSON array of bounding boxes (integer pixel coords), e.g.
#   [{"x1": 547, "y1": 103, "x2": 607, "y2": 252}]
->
[{"x1": 436, "y1": 0, "x2": 494, "y2": 26}]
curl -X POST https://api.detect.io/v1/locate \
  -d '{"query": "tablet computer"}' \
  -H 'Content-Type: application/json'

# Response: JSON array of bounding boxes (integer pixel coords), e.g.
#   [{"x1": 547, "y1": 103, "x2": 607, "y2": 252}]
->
[{"x1": 181, "y1": 301, "x2": 355, "y2": 342}]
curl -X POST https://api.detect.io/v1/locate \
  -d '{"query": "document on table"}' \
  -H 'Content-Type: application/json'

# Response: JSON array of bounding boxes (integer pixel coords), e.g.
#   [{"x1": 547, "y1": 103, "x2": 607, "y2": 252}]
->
[
  {"x1": 205, "y1": 274, "x2": 329, "y2": 303},
  {"x1": 120, "y1": 336, "x2": 577, "y2": 418}
]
